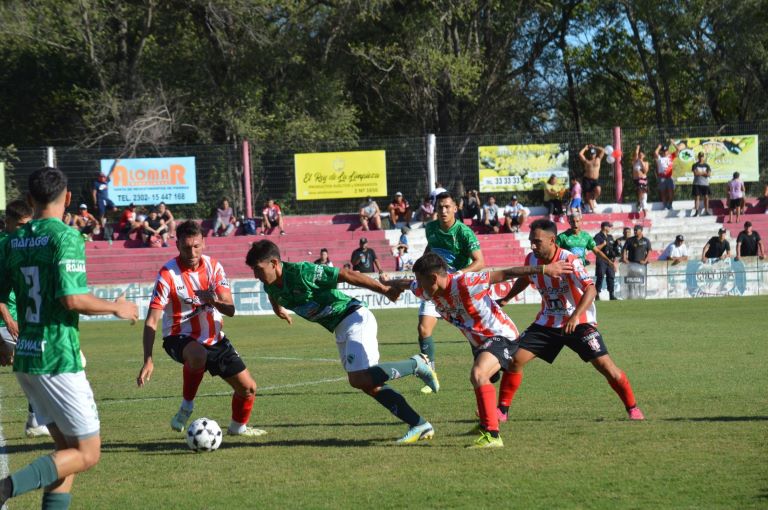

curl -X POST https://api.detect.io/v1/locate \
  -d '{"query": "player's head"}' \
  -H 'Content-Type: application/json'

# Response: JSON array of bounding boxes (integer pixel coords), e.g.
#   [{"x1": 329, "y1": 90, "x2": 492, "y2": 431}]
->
[
  {"x1": 567, "y1": 213, "x2": 582, "y2": 230},
  {"x1": 528, "y1": 218, "x2": 558, "y2": 260},
  {"x1": 28, "y1": 166, "x2": 69, "y2": 207},
  {"x1": 435, "y1": 192, "x2": 457, "y2": 226},
  {"x1": 4, "y1": 199, "x2": 33, "y2": 231},
  {"x1": 413, "y1": 252, "x2": 448, "y2": 295},
  {"x1": 246, "y1": 239, "x2": 282, "y2": 285},
  {"x1": 176, "y1": 220, "x2": 205, "y2": 269}
]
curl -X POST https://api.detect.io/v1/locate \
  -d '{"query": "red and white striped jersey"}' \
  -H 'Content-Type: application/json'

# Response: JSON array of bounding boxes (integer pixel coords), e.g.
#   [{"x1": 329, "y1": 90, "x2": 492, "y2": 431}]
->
[
  {"x1": 524, "y1": 247, "x2": 596, "y2": 328},
  {"x1": 410, "y1": 272, "x2": 519, "y2": 348},
  {"x1": 149, "y1": 254, "x2": 229, "y2": 345}
]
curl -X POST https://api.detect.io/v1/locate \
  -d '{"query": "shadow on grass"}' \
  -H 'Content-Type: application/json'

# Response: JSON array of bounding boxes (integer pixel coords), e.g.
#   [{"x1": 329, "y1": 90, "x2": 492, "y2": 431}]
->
[
  {"x1": 102, "y1": 437, "x2": 386, "y2": 454},
  {"x1": 3, "y1": 443, "x2": 56, "y2": 454},
  {"x1": 663, "y1": 415, "x2": 768, "y2": 422},
  {"x1": 382, "y1": 340, "x2": 466, "y2": 346}
]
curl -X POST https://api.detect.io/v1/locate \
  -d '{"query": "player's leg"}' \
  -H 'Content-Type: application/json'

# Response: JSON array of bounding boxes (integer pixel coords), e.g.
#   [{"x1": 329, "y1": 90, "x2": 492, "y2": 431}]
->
[
  {"x1": 469, "y1": 349, "x2": 504, "y2": 448},
  {"x1": 163, "y1": 336, "x2": 206, "y2": 431},
  {"x1": 417, "y1": 304, "x2": 440, "y2": 393},
  {"x1": 26, "y1": 402, "x2": 51, "y2": 438},
  {"x1": 214, "y1": 338, "x2": 267, "y2": 436}
]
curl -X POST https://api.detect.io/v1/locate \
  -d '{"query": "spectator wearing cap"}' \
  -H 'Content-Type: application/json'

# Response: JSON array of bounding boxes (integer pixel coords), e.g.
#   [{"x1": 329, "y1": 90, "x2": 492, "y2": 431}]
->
[
  {"x1": 350, "y1": 237, "x2": 382, "y2": 273},
  {"x1": 690, "y1": 152, "x2": 712, "y2": 217},
  {"x1": 261, "y1": 198, "x2": 286, "y2": 236},
  {"x1": 736, "y1": 221, "x2": 765, "y2": 261},
  {"x1": 543, "y1": 174, "x2": 566, "y2": 222},
  {"x1": 394, "y1": 243, "x2": 414, "y2": 271},
  {"x1": 359, "y1": 197, "x2": 382, "y2": 231},
  {"x1": 314, "y1": 248, "x2": 334, "y2": 267},
  {"x1": 72, "y1": 204, "x2": 100, "y2": 241},
  {"x1": 701, "y1": 228, "x2": 731, "y2": 262},
  {"x1": 91, "y1": 171, "x2": 117, "y2": 226},
  {"x1": 556, "y1": 213, "x2": 614, "y2": 266},
  {"x1": 387, "y1": 192, "x2": 412, "y2": 228},
  {"x1": 593, "y1": 221, "x2": 620, "y2": 300},
  {"x1": 654, "y1": 142, "x2": 676, "y2": 210},
  {"x1": 118, "y1": 203, "x2": 142, "y2": 237},
  {"x1": 482, "y1": 196, "x2": 502, "y2": 233},
  {"x1": 578, "y1": 144, "x2": 605, "y2": 213},
  {"x1": 622, "y1": 225, "x2": 652, "y2": 265},
  {"x1": 502, "y1": 195, "x2": 528, "y2": 233},
  {"x1": 659, "y1": 235, "x2": 689, "y2": 265},
  {"x1": 416, "y1": 196, "x2": 435, "y2": 223}
]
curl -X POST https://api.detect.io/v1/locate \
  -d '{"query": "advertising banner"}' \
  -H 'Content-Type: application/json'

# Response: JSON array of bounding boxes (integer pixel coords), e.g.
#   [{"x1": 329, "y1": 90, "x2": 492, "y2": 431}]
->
[
  {"x1": 478, "y1": 143, "x2": 569, "y2": 192},
  {"x1": 0, "y1": 161, "x2": 5, "y2": 209},
  {"x1": 100, "y1": 157, "x2": 197, "y2": 205},
  {"x1": 295, "y1": 150, "x2": 387, "y2": 200},
  {"x1": 669, "y1": 135, "x2": 759, "y2": 183}
]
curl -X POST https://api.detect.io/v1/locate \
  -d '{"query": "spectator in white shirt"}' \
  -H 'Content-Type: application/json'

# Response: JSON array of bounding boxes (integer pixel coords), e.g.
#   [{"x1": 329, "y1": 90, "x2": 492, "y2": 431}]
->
[
  {"x1": 502, "y1": 195, "x2": 528, "y2": 233},
  {"x1": 483, "y1": 196, "x2": 501, "y2": 233},
  {"x1": 659, "y1": 234, "x2": 689, "y2": 265}
]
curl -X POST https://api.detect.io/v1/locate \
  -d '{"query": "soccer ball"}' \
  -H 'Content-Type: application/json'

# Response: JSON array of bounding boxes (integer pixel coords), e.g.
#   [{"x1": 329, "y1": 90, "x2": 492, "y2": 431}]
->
[{"x1": 186, "y1": 418, "x2": 223, "y2": 452}]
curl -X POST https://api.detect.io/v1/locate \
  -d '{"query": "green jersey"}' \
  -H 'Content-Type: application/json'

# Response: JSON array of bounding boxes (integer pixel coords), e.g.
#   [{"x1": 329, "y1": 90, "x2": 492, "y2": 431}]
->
[
  {"x1": 424, "y1": 219, "x2": 480, "y2": 271},
  {"x1": 0, "y1": 218, "x2": 88, "y2": 374},
  {"x1": 264, "y1": 261, "x2": 362, "y2": 332},
  {"x1": 0, "y1": 232, "x2": 17, "y2": 326},
  {"x1": 556, "y1": 229, "x2": 596, "y2": 264}
]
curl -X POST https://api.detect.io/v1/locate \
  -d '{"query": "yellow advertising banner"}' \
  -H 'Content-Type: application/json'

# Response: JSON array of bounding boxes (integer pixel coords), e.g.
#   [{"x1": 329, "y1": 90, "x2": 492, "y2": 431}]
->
[
  {"x1": 669, "y1": 134, "x2": 759, "y2": 183},
  {"x1": 478, "y1": 143, "x2": 569, "y2": 192},
  {"x1": 295, "y1": 150, "x2": 387, "y2": 200}
]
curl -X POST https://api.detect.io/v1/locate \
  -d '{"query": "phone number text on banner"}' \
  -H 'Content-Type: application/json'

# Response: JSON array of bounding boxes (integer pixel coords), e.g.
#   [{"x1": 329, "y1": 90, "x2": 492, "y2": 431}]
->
[
  {"x1": 295, "y1": 150, "x2": 387, "y2": 200},
  {"x1": 479, "y1": 143, "x2": 569, "y2": 192},
  {"x1": 101, "y1": 156, "x2": 197, "y2": 206}
]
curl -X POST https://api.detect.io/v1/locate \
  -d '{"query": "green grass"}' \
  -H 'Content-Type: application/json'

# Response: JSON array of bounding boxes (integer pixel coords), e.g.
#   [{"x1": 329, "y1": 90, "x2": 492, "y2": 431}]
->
[{"x1": 1, "y1": 297, "x2": 767, "y2": 509}]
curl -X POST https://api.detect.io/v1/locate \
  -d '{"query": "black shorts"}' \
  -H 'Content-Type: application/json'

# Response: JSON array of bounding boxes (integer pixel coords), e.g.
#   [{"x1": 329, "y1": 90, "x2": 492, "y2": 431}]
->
[
  {"x1": 471, "y1": 336, "x2": 519, "y2": 372},
  {"x1": 634, "y1": 179, "x2": 648, "y2": 192},
  {"x1": 163, "y1": 335, "x2": 246, "y2": 379},
  {"x1": 517, "y1": 323, "x2": 608, "y2": 364},
  {"x1": 583, "y1": 178, "x2": 600, "y2": 193},
  {"x1": 691, "y1": 185, "x2": 710, "y2": 197},
  {"x1": 265, "y1": 218, "x2": 279, "y2": 228},
  {"x1": 729, "y1": 198, "x2": 744, "y2": 210},
  {"x1": 487, "y1": 218, "x2": 500, "y2": 227}
]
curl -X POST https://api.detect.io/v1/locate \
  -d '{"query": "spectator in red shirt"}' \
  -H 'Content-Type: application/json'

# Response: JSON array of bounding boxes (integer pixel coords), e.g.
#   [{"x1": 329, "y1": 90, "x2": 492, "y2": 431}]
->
[
  {"x1": 387, "y1": 192, "x2": 412, "y2": 228},
  {"x1": 118, "y1": 203, "x2": 142, "y2": 236},
  {"x1": 260, "y1": 199, "x2": 286, "y2": 236}
]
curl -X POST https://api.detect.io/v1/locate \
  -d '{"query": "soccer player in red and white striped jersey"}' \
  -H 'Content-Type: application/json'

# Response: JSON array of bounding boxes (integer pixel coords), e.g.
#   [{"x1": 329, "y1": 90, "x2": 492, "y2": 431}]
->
[
  {"x1": 137, "y1": 220, "x2": 267, "y2": 437},
  {"x1": 498, "y1": 218, "x2": 645, "y2": 421},
  {"x1": 397, "y1": 253, "x2": 573, "y2": 447}
]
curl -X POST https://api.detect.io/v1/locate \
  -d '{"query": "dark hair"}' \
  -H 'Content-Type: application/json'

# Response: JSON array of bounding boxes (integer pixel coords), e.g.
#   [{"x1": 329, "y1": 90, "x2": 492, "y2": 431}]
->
[
  {"x1": 5, "y1": 199, "x2": 33, "y2": 221},
  {"x1": 246, "y1": 239, "x2": 282, "y2": 266},
  {"x1": 529, "y1": 218, "x2": 558, "y2": 236},
  {"x1": 434, "y1": 191, "x2": 454, "y2": 204},
  {"x1": 28, "y1": 167, "x2": 67, "y2": 205},
  {"x1": 413, "y1": 252, "x2": 448, "y2": 277},
  {"x1": 320, "y1": 247, "x2": 328, "y2": 253},
  {"x1": 176, "y1": 220, "x2": 202, "y2": 240}
]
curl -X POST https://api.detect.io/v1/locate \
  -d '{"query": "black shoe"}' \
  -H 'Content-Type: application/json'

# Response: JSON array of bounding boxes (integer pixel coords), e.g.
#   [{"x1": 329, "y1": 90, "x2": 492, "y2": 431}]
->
[
  {"x1": 595, "y1": 295, "x2": 600, "y2": 301},
  {"x1": 609, "y1": 295, "x2": 619, "y2": 301}
]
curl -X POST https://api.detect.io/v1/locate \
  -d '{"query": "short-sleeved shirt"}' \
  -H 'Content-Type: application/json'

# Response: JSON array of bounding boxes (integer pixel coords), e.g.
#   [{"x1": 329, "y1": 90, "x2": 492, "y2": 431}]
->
[
  {"x1": 0, "y1": 218, "x2": 88, "y2": 374},
  {"x1": 503, "y1": 203, "x2": 525, "y2": 217},
  {"x1": 556, "y1": 230, "x2": 595, "y2": 264},
  {"x1": 144, "y1": 217, "x2": 163, "y2": 232},
  {"x1": 623, "y1": 236, "x2": 652, "y2": 263},
  {"x1": 361, "y1": 201, "x2": 379, "y2": 217},
  {"x1": 350, "y1": 247, "x2": 378, "y2": 273},
  {"x1": 425, "y1": 219, "x2": 481, "y2": 272},
  {"x1": 149, "y1": 254, "x2": 229, "y2": 345},
  {"x1": 705, "y1": 237, "x2": 730, "y2": 258},
  {"x1": 119, "y1": 209, "x2": 136, "y2": 230},
  {"x1": 736, "y1": 231, "x2": 760, "y2": 256},
  {"x1": 593, "y1": 231, "x2": 617, "y2": 260},
  {"x1": 728, "y1": 179, "x2": 744, "y2": 199},
  {"x1": 660, "y1": 242, "x2": 688, "y2": 260},
  {"x1": 264, "y1": 262, "x2": 361, "y2": 332},
  {"x1": 216, "y1": 207, "x2": 234, "y2": 224},
  {"x1": 263, "y1": 204, "x2": 282, "y2": 221},
  {"x1": 691, "y1": 163, "x2": 711, "y2": 186},
  {"x1": 92, "y1": 178, "x2": 110, "y2": 200},
  {"x1": 656, "y1": 155, "x2": 673, "y2": 178},
  {"x1": 484, "y1": 203, "x2": 500, "y2": 221},
  {"x1": 544, "y1": 184, "x2": 564, "y2": 201}
]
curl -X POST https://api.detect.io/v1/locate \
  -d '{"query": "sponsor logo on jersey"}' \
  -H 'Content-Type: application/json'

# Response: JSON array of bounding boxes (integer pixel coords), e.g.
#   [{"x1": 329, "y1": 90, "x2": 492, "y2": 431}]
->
[
  {"x1": 11, "y1": 236, "x2": 49, "y2": 249},
  {"x1": 61, "y1": 259, "x2": 86, "y2": 273}
]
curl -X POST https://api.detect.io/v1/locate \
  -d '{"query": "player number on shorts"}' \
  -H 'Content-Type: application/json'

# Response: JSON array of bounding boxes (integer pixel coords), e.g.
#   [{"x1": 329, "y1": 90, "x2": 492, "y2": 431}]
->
[{"x1": 21, "y1": 266, "x2": 42, "y2": 324}]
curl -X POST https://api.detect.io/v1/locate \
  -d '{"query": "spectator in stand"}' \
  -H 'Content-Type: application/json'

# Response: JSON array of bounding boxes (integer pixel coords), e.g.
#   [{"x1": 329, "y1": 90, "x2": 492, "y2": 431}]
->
[
  {"x1": 314, "y1": 248, "x2": 334, "y2": 267},
  {"x1": 659, "y1": 234, "x2": 689, "y2": 265},
  {"x1": 156, "y1": 202, "x2": 176, "y2": 239},
  {"x1": 727, "y1": 172, "x2": 745, "y2": 224},
  {"x1": 691, "y1": 152, "x2": 712, "y2": 217},
  {"x1": 395, "y1": 244, "x2": 414, "y2": 271},
  {"x1": 350, "y1": 237, "x2": 382, "y2": 273},
  {"x1": 213, "y1": 198, "x2": 237, "y2": 237},
  {"x1": 73, "y1": 204, "x2": 100, "y2": 241},
  {"x1": 761, "y1": 183, "x2": 768, "y2": 214},
  {"x1": 142, "y1": 208, "x2": 169, "y2": 247},
  {"x1": 91, "y1": 172, "x2": 117, "y2": 227},
  {"x1": 622, "y1": 225, "x2": 652, "y2": 265},
  {"x1": 416, "y1": 196, "x2": 434, "y2": 223},
  {"x1": 543, "y1": 174, "x2": 566, "y2": 223},
  {"x1": 429, "y1": 182, "x2": 448, "y2": 208},
  {"x1": 702, "y1": 228, "x2": 731, "y2": 262},
  {"x1": 616, "y1": 227, "x2": 632, "y2": 255},
  {"x1": 118, "y1": 203, "x2": 142, "y2": 237},
  {"x1": 483, "y1": 196, "x2": 501, "y2": 234},
  {"x1": 556, "y1": 213, "x2": 613, "y2": 267},
  {"x1": 261, "y1": 199, "x2": 286, "y2": 236},
  {"x1": 342, "y1": 263, "x2": 352, "y2": 270},
  {"x1": 62, "y1": 211, "x2": 73, "y2": 226},
  {"x1": 632, "y1": 145, "x2": 650, "y2": 216},
  {"x1": 735, "y1": 221, "x2": 765, "y2": 261},
  {"x1": 462, "y1": 189, "x2": 482, "y2": 223},
  {"x1": 502, "y1": 195, "x2": 528, "y2": 233},
  {"x1": 654, "y1": 143, "x2": 676, "y2": 210},
  {"x1": 387, "y1": 192, "x2": 411, "y2": 227},
  {"x1": 578, "y1": 144, "x2": 605, "y2": 213},
  {"x1": 593, "y1": 221, "x2": 620, "y2": 300},
  {"x1": 568, "y1": 177, "x2": 582, "y2": 215},
  {"x1": 399, "y1": 226, "x2": 410, "y2": 247},
  {"x1": 359, "y1": 197, "x2": 382, "y2": 231}
]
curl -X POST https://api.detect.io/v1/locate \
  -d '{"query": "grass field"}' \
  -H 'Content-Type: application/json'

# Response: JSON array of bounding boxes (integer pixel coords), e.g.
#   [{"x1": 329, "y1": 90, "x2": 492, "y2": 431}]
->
[{"x1": 1, "y1": 297, "x2": 767, "y2": 509}]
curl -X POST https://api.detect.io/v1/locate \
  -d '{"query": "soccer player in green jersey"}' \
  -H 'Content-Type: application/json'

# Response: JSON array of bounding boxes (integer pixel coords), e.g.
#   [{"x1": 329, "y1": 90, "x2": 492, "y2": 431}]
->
[
  {"x1": 418, "y1": 191, "x2": 484, "y2": 392},
  {"x1": 556, "y1": 213, "x2": 614, "y2": 267},
  {"x1": 246, "y1": 239, "x2": 439, "y2": 444},
  {"x1": 0, "y1": 167, "x2": 138, "y2": 509}
]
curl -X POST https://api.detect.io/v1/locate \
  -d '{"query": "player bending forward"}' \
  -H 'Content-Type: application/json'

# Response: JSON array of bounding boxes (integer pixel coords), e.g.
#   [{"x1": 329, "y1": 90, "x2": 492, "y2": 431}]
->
[
  {"x1": 498, "y1": 218, "x2": 645, "y2": 421},
  {"x1": 246, "y1": 240, "x2": 439, "y2": 444},
  {"x1": 137, "y1": 220, "x2": 267, "y2": 437},
  {"x1": 388, "y1": 253, "x2": 573, "y2": 448}
]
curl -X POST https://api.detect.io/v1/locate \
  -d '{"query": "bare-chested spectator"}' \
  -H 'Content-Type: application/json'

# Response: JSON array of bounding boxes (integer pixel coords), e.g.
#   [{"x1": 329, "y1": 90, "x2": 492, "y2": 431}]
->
[
  {"x1": 359, "y1": 197, "x2": 382, "y2": 231},
  {"x1": 156, "y1": 202, "x2": 176, "y2": 238},
  {"x1": 578, "y1": 144, "x2": 605, "y2": 213},
  {"x1": 632, "y1": 145, "x2": 650, "y2": 216},
  {"x1": 387, "y1": 192, "x2": 412, "y2": 227},
  {"x1": 73, "y1": 204, "x2": 100, "y2": 241}
]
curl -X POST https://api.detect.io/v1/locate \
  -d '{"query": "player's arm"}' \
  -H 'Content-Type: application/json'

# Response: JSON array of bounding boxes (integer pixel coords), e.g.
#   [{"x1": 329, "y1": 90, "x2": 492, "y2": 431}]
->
[
  {"x1": 196, "y1": 286, "x2": 235, "y2": 317},
  {"x1": 497, "y1": 276, "x2": 530, "y2": 306},
  {"x1": 268, "y1": 294, "x2": 292, "y2": 325},
  {"x1": 0, "y1": 303, "x2": 18, "y2": 340},
  {"x1": 61, "y1": 292, "x2": 138, "y2": 320},
  {"x1": 462, "y1": 249, "x2": 485, "y2": 273},
  {"x1": 137, "y1": 307, "x2": 163, "y2": 387},
  {"x1": 339, "y1": 267, "x2": 401, "y2": 302},
  {"x1": 489, "y1": 259, "x2": 573, "y2": 284}
]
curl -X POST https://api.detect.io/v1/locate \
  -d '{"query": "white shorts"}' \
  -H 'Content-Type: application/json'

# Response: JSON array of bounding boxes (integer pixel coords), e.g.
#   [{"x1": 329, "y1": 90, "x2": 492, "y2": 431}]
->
[
  {"x1": 418, "y1": 300, "x2": 442, "y2": 318},
  {"x1": 15, "y1": 371, "x2": 100, "y2": 439},
  {"x1": 334, "y1": 308, "x2": 380, "y2": 372},
  {"x1": 0, "y1": 326, "x2": 13, "y2": 343}
]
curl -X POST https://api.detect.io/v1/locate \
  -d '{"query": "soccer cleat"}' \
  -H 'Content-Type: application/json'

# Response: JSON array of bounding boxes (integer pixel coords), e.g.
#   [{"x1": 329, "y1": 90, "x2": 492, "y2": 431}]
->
[
  {"x1": 396, "y1": 421, "x2": 434, "y2": 444},
  {"x1": 171, "y1": 407, "x2": 193, "y2": 432},
  {"x1": 25, "y1": 424, "x2": 51, "y2": 438},
  {"x1": 497, "y1": 408, "x2": 508, "y2": 423},
  {"x1": 227, "y1": 425, "x2": 268, "y2": 437},
  {"x1": 469, "y1": 430, "x2": 504, "y2": 448},
  {"x1": 420, "y1": 385, "x2": 434, "y2": 394},
  {"x1": 628, "y1": 406, "x2": 645, "y2": 421},
  {"x1": 412, "y1": 354, "x2": 439, "y2": 393}
]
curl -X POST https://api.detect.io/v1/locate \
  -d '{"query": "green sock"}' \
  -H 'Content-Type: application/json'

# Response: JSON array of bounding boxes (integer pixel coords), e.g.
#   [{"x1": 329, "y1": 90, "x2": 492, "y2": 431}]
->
[
  {"x1": 371, "y1": 385, "x2": 425, "y2": 427},
  {"x1": 366, "y1": 359, "x2": 417, "y2": 386},
  {"x1": 418, "y1": 336, "x2": 436, "y2": 367},
  {"x1": 10, "y1": 455, "x2": 58, "y2": 497},
  {"x1": 42, "y1": 492, "x2": 72, "y2": 509}
]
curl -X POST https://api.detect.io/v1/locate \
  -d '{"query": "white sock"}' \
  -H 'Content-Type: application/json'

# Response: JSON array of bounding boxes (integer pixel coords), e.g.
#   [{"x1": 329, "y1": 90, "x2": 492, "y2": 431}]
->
[{"x1": 229, "y1": 421, "x2": 246, "y2": 433}]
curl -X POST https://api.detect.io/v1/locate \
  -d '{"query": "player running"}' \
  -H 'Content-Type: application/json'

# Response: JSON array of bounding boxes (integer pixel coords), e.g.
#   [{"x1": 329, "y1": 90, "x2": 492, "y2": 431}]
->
[
  {"x1": 0, "y1": 166, "x2": 138, "y2": 509},
  {"x1": 246, "y1": 239, "x2": 439, "y2": 444},
  {"x1": 417, "y1": 191, "x2": 484, "y2": 393},
  {"x1": 497, "y1": 218, "x2": 645, "y2": 420},
  {"x1": 137, "y1": 220, "x2": 267, "y2": 437}
]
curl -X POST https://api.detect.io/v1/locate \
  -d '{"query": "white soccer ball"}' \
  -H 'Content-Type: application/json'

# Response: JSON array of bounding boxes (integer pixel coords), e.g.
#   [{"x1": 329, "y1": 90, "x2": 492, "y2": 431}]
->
[{"x1": 186, "y1": 418, "x2": 223, "y2": 452}]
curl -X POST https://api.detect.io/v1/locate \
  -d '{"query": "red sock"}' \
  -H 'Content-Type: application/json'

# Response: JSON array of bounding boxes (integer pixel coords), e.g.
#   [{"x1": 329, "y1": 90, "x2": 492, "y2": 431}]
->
[
  {"x1": 608, "y1": 371, "x2": 636, "y2": 409},
  {"x1": 498, "y1": 371, "x2": 523, "y2": 408},
  {"x1": 474, "y1": 384, "x2": 499, "y2": 432},
  {"x1": 182, "y1": 363, "x2": 205, "y2": 402},
  {"x1": 231, "y1": 393, "x2": 255, "y2": 425}
]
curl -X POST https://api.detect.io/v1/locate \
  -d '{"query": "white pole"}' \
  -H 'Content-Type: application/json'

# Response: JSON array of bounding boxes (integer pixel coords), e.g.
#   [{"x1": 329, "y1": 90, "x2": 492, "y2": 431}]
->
[
  {"x1": 45, "y1": 147, "x2": 56, "y2": 167},
  {"x1": 427, "y1": 134, "x2": 437, "y2": 193}
]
